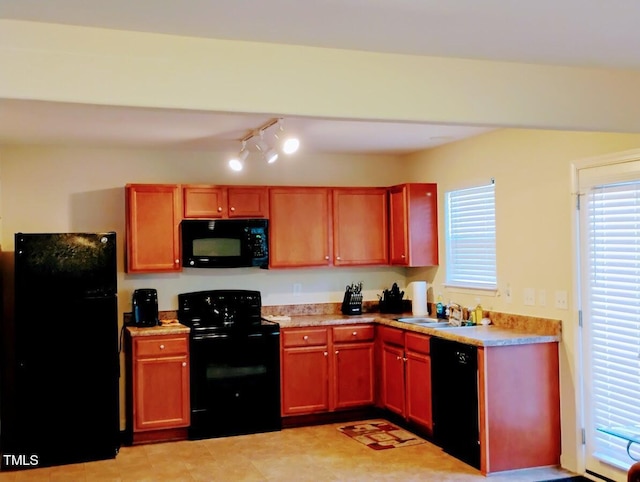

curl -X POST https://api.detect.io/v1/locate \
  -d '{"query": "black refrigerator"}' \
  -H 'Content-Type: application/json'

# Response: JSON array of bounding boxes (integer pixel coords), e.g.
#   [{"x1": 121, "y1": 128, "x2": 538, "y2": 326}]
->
[{"x1": 1, "y1": 232, "x2": 120, "y2": 470}]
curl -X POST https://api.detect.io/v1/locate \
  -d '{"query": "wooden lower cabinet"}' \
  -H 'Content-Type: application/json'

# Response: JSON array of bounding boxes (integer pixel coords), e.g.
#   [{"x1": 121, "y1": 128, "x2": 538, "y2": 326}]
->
[
  {"x1": 126, "y1": 330, "x2": 190, "y2": 444},
  {"x1": 280, "y1": 325, "x2": 374, "y2": 417},
  {"x1": 379, "y1": 326, "x2": 433, "y2": 434},
  {"x1": 478, "y1": 342, "x2": 560, "y2": 475}
]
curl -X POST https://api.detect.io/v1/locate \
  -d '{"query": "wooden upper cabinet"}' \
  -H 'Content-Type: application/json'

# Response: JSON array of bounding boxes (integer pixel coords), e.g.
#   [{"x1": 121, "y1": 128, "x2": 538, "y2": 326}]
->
[
  {"x1": 268, "y1": 187, "x2": 332, "y2": 268},
  {"x1": 183, "y1": 185, "x2": 268, "y2": 219},
  {"x1": 126, "y1": 184, "x2": 181, "y2": 273},
  {"x1": 389, "y1": 183, "x2": 439, "y2": 267},
  {"x1": 332, "y1": 188, "x2": 388, "y2": 266}
]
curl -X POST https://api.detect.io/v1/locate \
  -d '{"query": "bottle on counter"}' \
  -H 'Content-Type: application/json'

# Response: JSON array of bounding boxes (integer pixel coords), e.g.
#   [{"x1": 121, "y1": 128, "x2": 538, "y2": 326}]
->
[
  {"x1": 436, "y1": 295, "x2": 446, "y2": 319},
  {"x1": 474, "y1": 303, "x2": 483, "y2": 325}
]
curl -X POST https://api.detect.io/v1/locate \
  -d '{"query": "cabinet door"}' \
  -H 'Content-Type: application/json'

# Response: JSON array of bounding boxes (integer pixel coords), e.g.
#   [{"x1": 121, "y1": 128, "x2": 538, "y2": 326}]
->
[
  {"x1": 382, "y1": 343, "x2": 405, "y2": 417},
  {"x1": 269, "y1": 187, "x2": 331, "y2": 267},
  {"x1": 389, "y1": 183, "x2": 438, "y2": 267},
  {"x1": 389, "y1": 185, "x2": 409, "y2": 265},
  {"x1": 333, "y1": 342, "x2": 375, "y2": 410},
  {"x1": 183, "y1": 186, "x2": 226, "y2": 218},
  {"x1": 406, "y1": 350, "x2": 433, "y2": 432},
  {"x1": 227, "y1": 187, "x2": 268, "y2": 218},
  {"x1": 134, "y1": 355, "x2": 190, "y2": 431},
  {"x1": 332, "y1": 188, "x2": 388, "y2": 266},
  {"x1": 126, "y1": 184, "x2": 181, "y2": 272},
  {"x1": 281, "y1": 346, "x2": 329, "y2": 415}
]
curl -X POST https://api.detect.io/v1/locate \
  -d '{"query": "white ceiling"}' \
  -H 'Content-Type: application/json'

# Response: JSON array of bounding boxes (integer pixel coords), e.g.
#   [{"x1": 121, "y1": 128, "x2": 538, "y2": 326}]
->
[{"x1": 2, "y1": 0, "x2": 639, "y2": 153}]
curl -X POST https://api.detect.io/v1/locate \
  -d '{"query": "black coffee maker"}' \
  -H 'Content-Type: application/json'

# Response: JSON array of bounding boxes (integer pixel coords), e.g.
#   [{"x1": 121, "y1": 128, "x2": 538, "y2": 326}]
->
[{"x1": 131, "y1": 289, "x2": 159, "y2": 327}]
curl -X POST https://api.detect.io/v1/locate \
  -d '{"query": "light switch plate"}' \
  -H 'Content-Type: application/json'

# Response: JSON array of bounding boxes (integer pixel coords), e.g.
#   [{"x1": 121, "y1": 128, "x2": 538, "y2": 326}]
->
[
  {"x1": 538, "y1": 289, "x2": 547, "y2": 307},
  {"x1": 524, "y1": 288, "x2": 535, "y2": 306},
  {"x1": 555, "y1": 290, "x2": 568, "y2": 309}
]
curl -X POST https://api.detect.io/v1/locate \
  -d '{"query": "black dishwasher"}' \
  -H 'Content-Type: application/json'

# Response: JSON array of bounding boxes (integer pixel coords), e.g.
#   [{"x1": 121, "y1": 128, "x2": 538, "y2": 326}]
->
[{"x1": 430, "y1": 337, "x2": 480, "y2": 469}]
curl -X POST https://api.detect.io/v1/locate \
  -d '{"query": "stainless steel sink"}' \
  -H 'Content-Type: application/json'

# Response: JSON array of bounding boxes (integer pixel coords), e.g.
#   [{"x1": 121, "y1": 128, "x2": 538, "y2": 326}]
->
[
  {"x1": 394, "y1": 317, "x2": 452, "y2": 328},
  {"x1": 394, "y1": 317, "x2": 478, "y2": 329}
]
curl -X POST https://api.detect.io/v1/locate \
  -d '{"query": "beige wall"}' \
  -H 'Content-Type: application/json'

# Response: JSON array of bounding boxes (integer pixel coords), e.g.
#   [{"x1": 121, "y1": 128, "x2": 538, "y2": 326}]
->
[
  {"x1": 0, "y1": 145, "x2": 410, "y2": 313},
  {"x1": 3, "y1": 20, "x2": 640, "y2": 133},
  {"x1": 404, "y1": 128, "x2": 640, "y2": 474}
]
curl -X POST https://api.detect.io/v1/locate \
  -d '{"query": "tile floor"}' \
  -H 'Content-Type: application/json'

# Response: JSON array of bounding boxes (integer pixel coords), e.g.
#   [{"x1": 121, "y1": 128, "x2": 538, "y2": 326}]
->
[{"x1": 0, "y1": 421, "x2": 576, "y2": 482}]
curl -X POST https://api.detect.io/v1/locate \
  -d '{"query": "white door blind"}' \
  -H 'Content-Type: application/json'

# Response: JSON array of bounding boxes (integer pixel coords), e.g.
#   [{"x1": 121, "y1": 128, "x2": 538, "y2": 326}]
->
[
  {"x1": 445, "y1": 183, "x2": 496, "y2": 289},
  {"x1": 586, "y1": 181, "x2": 640, "y2": 467}
]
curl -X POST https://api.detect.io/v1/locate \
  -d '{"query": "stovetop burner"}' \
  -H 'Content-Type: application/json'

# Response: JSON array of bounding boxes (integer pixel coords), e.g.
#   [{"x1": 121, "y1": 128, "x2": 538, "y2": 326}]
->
[{"x1": 178, "y1": 289, "x2": 276, "y2": 337}]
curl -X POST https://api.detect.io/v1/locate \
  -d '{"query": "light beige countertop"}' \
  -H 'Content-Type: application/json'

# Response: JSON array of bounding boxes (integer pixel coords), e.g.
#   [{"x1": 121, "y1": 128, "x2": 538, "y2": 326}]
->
[
  {"x1": 126, "y1": 323, "x2": 190, "y2": 337},
  {"x1": 276, "y1": 313, "x2": 561, "y2": 347}
]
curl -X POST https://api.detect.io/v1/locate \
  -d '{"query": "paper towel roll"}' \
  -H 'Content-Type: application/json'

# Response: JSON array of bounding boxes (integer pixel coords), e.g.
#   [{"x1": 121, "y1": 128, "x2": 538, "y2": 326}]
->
[{"x1": 409, "y1": 281, "x2": 428, "y2": 316}]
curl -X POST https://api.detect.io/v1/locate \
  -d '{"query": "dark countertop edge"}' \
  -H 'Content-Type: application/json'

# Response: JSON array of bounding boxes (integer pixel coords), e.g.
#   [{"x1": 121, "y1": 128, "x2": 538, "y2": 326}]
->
[{"x1": 277, "y1": 314, "x2": 561, "y2": 347}]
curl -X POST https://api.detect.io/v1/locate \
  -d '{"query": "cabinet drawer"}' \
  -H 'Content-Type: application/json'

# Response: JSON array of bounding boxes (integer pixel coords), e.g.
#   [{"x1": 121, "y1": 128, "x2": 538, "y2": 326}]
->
[
  {"x1": 405, "y1": 332, "x2": 430, "y2": 355},
  {"x1": 282, "y1": 328, "x2": 328, "y2": 348},
  {"x1": 379, "y1": 326, "x2": 405, "y2": 347},
  {"x1": 333, "y1": 325, "x2": 375, "y2": 343},
  {"x1": 135, "y1": 336, "x2": 188, "y2": 357}
]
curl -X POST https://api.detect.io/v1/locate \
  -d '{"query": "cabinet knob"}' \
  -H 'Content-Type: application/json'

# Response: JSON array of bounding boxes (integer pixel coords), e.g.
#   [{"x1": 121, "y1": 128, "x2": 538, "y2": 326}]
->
[
  {"x1": 352, "y1": 331, "x2": 357, "y2": 336},
  {"x1": 401, "y1": 254, "x2": 406, "y2": 259},
  {"x1": 427, "y1": 192, "x2": 432, "y2": 197},
  {"x1": 403, "y1": 357, "x2": 408, "y2": 363},
  {"x1": 324, "y1": 351, "x2": 328, "y2": 357},
  {"x1": 230, "y1": 206, "x2": 236, "y2": 212},
  {"x1": 182, "y1": 362, "x2": 187, "y2": 367},
  {"x1": 159, "y1": 344, "x2": 165, "y2": 349},
  {"x1": 325, "y1": 255, "x2": 330, "y2": 260},
  {"x1": 175, "y1": 259, "x2": 180, "y2": 264},
  {"x1": 336, "y1": 256, "x2": 341, "y2": 261},
  {"x1": 396, "y1": 356, "x2": 401, "y2": 361},
  {"x1": 335, "y1": 350, "x2": 339, "y2": 355},
  {"x1": 303, "y1": 335, "x2": 309, "y2": 341},
  {"x1": 217, "y1": 206, "x2": 223, "y2": 212}
]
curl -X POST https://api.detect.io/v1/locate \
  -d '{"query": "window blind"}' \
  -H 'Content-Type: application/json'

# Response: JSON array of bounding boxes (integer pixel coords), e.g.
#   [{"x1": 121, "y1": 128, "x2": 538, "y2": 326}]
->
[
  {"x1": 445, "y1": 183, "x2": 496, "y2": 289},
  {"x1": 587, "y1": 181, "x2": 640, "y2": 466}
]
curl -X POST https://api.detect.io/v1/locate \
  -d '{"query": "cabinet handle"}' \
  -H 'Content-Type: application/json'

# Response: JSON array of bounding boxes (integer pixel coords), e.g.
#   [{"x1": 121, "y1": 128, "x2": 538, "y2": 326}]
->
[
  {"x1": 159, "y1": 344, "x2": 165, "y2": 350},
  {"x1": 324, "y1": 351, "x2": 328, "y2": 356},
  {"x1": 401, "y1": 254, "x2": 406, "y2": 259},
  {"x1": 325, "y1": 255, "x2": 330, "y2": 260},
  {"x1": 352, "y1": 331, "x2": 357, "y2": 336},
  {"x1": 175, "y1": 259, "x2": 180, "y2": 264},
  {"x1": 335, "y1": 350, "x2": 339, "y2": 355},
  {"x1": 336, "y1": 256, "x2": 341, "y2": 261},
  {"x1": 396, "y1": 356, "x2": 401, "y2": 361},
  {"x1": 230, "y1": 206, "x2": 236, "y2": 212},
  {"x1": 303, "y1": 335, "x2": 309, "y2": 341},
  {"x1": 182, "y1": 362, "x2": 187, "y2": 367},
  {"x1": 217, "y1": 206, "x2": 223, "y2": 212},
  {"x1": 403, "y1": 357, "x2": 408, "y2": 363}
]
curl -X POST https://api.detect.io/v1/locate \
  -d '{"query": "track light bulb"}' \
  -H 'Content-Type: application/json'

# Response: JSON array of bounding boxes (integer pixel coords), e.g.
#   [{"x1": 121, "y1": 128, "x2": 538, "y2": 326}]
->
[
  {"x1": 265, "y1": 148, "x2": 278, "y2": 164},
  {"x1": 282, "y1": 137, "x2": 300, "y2": 154},
  {"x1": 228, "y1": 147, "x2": 248, "y2": 172},
  {"x1": 229, "y1": 159, "x2": 243, "y2": 171}
]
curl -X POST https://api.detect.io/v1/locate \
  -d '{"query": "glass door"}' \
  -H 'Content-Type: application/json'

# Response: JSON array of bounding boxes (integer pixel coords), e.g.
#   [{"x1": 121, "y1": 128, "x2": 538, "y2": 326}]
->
[{"x1": 578, "y1": 159, "x2": 640, "y2": 481}]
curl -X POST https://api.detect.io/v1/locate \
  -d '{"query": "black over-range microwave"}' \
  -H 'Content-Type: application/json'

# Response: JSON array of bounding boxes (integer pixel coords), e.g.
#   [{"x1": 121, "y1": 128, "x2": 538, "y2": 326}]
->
[{"x1": 181, "y1": 219, "x2": 269, "y2": 268}]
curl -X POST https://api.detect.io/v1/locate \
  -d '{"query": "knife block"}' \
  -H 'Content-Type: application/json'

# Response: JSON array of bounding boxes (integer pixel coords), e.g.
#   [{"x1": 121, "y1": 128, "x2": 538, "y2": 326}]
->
[{"x1": 341, "y1": 291, "x2": 363, "y2": 316}]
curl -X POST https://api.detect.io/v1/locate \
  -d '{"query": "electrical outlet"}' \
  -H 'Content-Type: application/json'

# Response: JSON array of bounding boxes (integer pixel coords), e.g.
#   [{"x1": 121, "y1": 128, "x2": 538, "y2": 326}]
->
[
  {"x1": 524, "y1": 288, "x2": 535, "y2": 306},
  {"x1": 555, "y1": 290, "x2": 568, "y2": 309},
  {"x1": 293, "y1": 283, "x2": 302, "y2": 296},
  {"x1": 538, "y1": 289, "x2": 547, "y2": 307}
]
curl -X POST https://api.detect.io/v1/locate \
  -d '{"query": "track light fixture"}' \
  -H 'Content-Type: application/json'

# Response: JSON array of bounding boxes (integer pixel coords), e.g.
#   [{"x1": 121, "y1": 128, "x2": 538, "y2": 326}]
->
[{"x1": 227, "y1": 118, "x2": 300, "y2": 171}]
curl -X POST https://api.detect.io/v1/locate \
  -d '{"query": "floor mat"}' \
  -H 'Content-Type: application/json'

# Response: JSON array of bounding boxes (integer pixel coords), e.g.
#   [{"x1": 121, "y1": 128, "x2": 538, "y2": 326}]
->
[{"x1": 337, "y1": 420, "x2": 426, "y2": 450}]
